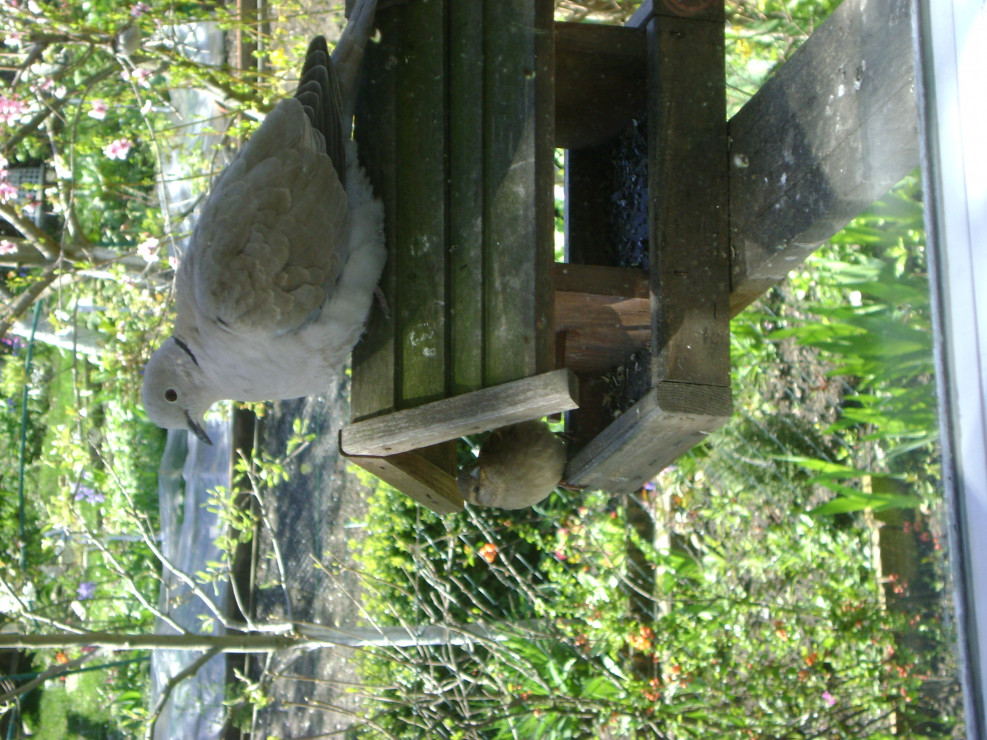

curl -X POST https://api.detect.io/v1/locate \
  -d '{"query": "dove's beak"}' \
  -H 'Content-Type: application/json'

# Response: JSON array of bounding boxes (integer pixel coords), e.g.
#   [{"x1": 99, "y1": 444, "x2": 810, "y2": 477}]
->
[{"x1": 185, "y1": 412, "x2": 213, "y2": 446}]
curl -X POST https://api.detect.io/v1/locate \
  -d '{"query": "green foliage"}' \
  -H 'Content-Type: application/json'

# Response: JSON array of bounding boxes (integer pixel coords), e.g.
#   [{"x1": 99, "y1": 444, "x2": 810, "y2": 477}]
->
[
  {"x1": 347, "y1": 176, "x2": 954, "y2": 737},
  {"x1": 726, "y1": 0, "x2": 844, "y2": 114}
]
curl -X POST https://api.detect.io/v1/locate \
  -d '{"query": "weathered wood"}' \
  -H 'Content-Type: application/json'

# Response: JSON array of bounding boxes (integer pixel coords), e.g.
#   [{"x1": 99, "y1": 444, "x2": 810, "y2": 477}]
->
[
  {"x1": 565, "y1": 382, "x2": 731, "y2": 493},
  {"x1": 554, "y1": 264, "x2": 650, "y2": 374},
  {"x1": 482, "y1": 0, "x2": 555, "y2": 386},
  {"x1": 394, "y1": 0, "x2": 447, "y2": 409},
  {"x1": 341, "y1": 369, "x2": 579, "y2": 457},
  {"x1": 553, "y1": 265, "x2": 651, "y2": 374},
  {"x1": 553, "y1": 263, "x2": 649, "y2": 298},
  {"x1": 648, "y1": 8, "x2": 730, "y2": 389},
  {"x1": 448, "y1": 1, "x2": 485, "y2": 397},
  {"x1": 729, "y1": 0, "x2": 919, "y2": 315},
  {"x1": 351, "y1": 6, "x2": 399, "y2": 421},
  {"x1": 344, "y1": 449, "x2": 464, "y2": 514},
  {"x1": 555, "y1": 22, "x2": 646, "y2": 149},
  {"x1": 565, "y1": 4, "x2": 732, "y2": 489}
]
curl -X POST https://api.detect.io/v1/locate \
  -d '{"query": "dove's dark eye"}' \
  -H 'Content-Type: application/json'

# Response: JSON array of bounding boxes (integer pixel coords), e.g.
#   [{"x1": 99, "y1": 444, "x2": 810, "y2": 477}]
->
[{"x1": 164, "y1": 388, "x2": 178, "y2": 403}]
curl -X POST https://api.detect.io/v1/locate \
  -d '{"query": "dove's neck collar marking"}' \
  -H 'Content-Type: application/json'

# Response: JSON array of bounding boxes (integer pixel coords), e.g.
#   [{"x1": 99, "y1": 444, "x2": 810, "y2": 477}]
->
[{"x1": 174, "y1": 336, "x2": 201, "y2": 368}]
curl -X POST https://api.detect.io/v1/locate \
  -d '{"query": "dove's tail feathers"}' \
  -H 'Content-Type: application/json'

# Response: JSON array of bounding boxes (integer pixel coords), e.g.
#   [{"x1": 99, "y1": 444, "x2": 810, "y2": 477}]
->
[
  {"x1": 333, "y1": 0, "x2": 378, "y2": 132},
  {"x1": 296, "y1": 36, "x2": 346, "y2": 185}
]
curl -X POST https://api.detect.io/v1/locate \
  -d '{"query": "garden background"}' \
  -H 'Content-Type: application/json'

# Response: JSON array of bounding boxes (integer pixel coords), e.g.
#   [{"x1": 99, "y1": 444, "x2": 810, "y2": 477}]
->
[{"x1": 0, "y1": 0, "x2": 963, "y2": 738}]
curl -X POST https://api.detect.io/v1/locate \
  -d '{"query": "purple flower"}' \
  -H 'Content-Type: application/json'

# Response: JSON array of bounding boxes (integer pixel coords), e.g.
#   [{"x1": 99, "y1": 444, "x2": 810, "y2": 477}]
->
[
  {"x1": 77, "y1": 581, "x2": 96, "y2": 600},
  {"x1": 822, "y1": 690, "x2": 836, "y2": 707},
  {"x1": 131, "y1": 1, "x2": 150, "y2": 17},
  {"x1": 74, "y1": 485, "x2": 105, "y2": 504}
]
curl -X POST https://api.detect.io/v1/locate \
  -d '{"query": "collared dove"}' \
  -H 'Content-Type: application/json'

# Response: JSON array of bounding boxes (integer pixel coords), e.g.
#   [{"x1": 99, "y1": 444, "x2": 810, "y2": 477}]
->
[
  {"x1": 458, "y1": 421, "x2": 567, "y2": 510},
  {"x1": 142, "y1": 0, "x2": 384, "y2": 445}
]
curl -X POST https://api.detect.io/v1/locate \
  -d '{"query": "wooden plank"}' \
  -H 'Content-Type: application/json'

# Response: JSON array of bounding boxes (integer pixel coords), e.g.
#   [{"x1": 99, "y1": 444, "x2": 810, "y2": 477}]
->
[
  {"x1": 344, "y1": 450, "x2": 464, "y2": 514},
  {"x1": 448, "y1": 1, "x2": 486, "y2": 397},
  {"x1": 558, "y1": 329, "x2": 649, "y2": 375},
  {"x1": 648, "y1": 8, "x2": 731, "y2": 389},
  {"x1": 555, "y1": 22, "x2": 647, "y2": 149},
  {"x1": 351, "y1": 5, "x2": 399, "y2": 421},
  {"x1": 565, "y1": 382, "x2": 731, "y2": 493},
  {"x1": 394, "y1": 0, "x2": 447, "y2": 409},
  {"x1": 554, "y1": 265, "x2": 650, "y2": 374},
  {"x1": 482, "y1": 0, "x2": 555, "y2": 386},
  {"x1": 341, "y1": 369, "x2": 578, "y2": 457},
  {"x1": 555, "y1": 295, "x2": 649, "y2": 335},
  {"x1": 728, "y1": 0, "x2": 919, "y2": 315},
  {"x1": 553, "y1": 263, "x2": 648, "y2": 298}
]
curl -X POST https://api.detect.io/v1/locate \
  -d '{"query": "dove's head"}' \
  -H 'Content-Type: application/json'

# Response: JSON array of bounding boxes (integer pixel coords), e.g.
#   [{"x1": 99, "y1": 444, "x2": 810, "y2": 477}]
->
[{"x1": 142, "y1": 337, "x2": 216, "y2": 445}]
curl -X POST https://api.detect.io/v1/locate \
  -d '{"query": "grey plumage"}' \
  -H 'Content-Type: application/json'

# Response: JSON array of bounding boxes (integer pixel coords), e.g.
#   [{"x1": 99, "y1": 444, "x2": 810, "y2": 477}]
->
[{"x1": 142, "y1": 1, "x2": 383, "y2": 444}]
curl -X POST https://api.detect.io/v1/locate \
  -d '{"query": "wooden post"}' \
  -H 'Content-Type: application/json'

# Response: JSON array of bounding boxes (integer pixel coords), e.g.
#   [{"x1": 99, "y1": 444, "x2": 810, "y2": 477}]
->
[
  {"x1": 565, "y1": 1, "x2": 732, "y2": 493},
  {"x1": 728, "y1": 0, "x2": 918, "y2": 315}
]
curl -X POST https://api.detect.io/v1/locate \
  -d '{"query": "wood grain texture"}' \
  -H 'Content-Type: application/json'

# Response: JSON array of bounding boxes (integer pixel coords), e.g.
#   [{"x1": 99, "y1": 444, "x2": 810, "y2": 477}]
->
[
  {"x1": 553, "y1": 263, "x2": 649, "y2": 298},
  {"x1": 647, "y1": 7, "x2": 731, "y2": 389},
  {"x1": 555, "y1": 22, "x2": 647, "y2": 149},
  {"x1": 344, "y1": 450, "x2": 465, "y2": 514},
  {"x1": 449, "y1": 1, "x2": 485, "y2": 397},
  {"x1": 341, "y1": 369, "x2": 578, "y2": 457},
  {"x1": 728, "y1": 0, "x2": 918, "y2": 315},
  {"x1": 565, "y1": 381, "x2": 731, "y2": 493},
  {"x1": 482, "y1": 0, "x2": 555, "y2": 386},
  {"x1": 394, "y1": 0, "x2": 447, "y2": 409},
  {"x1": 553, "y1": 264, "x2": 650, "y2": 374},
  {"x1": 350, "y1": 5, "x2": 399, "y2": 421}
]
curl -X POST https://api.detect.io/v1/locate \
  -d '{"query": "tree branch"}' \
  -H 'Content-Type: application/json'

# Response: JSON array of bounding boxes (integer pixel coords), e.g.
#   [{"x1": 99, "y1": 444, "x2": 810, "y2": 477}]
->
[
  {"x1": 0, "y1": 261, "x2": 61, "y2": 343},
  {"x1": 142, "y1": 646, "x2": 222, "y2": 740},
  {"x1": 0, "y1": 202, "x2": 60, "y2": 261}
]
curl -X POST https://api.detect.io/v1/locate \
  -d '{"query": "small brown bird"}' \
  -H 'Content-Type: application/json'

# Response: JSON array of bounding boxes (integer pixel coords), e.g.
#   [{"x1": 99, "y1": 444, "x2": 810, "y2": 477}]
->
[{"x1": 458, "y1": 420, "x2": 567, "y2": 509}]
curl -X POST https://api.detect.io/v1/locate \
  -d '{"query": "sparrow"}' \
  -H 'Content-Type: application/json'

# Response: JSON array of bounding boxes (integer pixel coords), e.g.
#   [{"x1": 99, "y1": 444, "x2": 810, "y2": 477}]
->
[{"x1": 458, "y1": 420, "x2": 567, "y2": 510}]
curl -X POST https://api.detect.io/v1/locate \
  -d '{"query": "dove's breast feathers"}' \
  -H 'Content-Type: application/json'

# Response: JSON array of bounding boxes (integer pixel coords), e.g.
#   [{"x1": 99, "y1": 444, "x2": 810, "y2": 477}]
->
[{"x1": 173, "y1": 99, "x2": 385, "y2": 402}]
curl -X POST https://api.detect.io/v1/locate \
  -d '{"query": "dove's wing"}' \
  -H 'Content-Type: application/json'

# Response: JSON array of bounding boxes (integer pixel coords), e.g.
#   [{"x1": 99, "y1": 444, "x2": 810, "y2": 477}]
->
[{"x1": 180, "y1": 41, "x2": 350, "y2": 338}]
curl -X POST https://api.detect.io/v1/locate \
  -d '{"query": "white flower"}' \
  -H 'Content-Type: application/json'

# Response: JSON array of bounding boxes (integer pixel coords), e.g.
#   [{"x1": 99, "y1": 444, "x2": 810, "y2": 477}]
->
[
  {"x1": 88, "y1": 99, "x2": 109, "y2": 120},
  {"x1": 103, "y1": 138, "x2": 133, "y2": 160},
  {"x1": 136, "y1": 236, "x2": 160, "y2": 263}
]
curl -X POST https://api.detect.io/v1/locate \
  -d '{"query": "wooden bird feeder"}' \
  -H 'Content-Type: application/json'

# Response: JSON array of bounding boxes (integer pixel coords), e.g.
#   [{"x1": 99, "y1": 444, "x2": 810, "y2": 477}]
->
[{"x1": 340, "y1": 0, "x2": 919, "y2": 513}]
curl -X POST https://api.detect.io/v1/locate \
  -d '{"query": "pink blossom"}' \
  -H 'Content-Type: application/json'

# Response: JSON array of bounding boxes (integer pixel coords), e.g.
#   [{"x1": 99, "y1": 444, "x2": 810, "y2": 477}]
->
[
  {"x1": 0, "y1": 181, "x2": 18, "y2": 202},
  {"x1": 103, "y1": 138, "x2": 133, "y2": 160},
  {"x1": 0, "y1": 240, "x2": 17, "y2": 256},
  {"x1": 122, "y1": 68, "x2": 152, "y2": 88},
  {"x1": 88, "y1": 99, "x2": 109, "y2": 120},
  {"x1": 821, "y1": 690, "x2": 836, "y2": 707},
  {"x1": 0, "y1": 96, "x2": 26, "y2": 126},
  {"x1": 131, "y1": 1, "x2": 150, "y2": 16}
]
